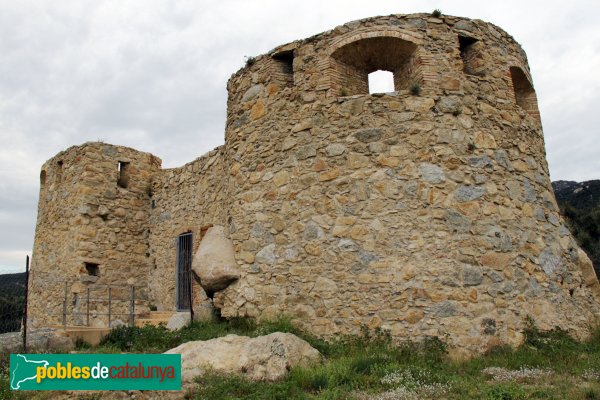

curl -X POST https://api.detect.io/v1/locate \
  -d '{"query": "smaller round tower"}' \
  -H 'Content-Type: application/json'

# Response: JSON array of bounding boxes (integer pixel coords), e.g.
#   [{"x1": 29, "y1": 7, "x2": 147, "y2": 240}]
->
[{"x1": 29, "y1": 142, "x2": 161, "y2": 328}]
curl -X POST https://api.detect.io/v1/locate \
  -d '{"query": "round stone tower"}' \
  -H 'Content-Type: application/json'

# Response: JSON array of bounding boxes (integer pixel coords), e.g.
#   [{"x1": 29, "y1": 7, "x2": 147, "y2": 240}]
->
[
  {"x1": 29, "y1": 142, "x2": 161, "y2": 328},
  {"x1": 215, "y1": 13, "x2": 600, "y2": 353}
]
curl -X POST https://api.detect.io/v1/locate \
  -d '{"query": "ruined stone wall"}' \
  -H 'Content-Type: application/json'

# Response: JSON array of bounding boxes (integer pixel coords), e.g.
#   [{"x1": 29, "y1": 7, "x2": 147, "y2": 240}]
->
[
  {"x1": 147, "y1": 147, "x2": 228, "y2": 311},
  {"x1": 29, "y1": 143, "x2": 161, "y2": 328},
  {"x1": 29, "y1": 13, "x2": 600, "y2": 354},
  {"x1": 214, "y1": 13, "x2": 600, "y2": 354}
]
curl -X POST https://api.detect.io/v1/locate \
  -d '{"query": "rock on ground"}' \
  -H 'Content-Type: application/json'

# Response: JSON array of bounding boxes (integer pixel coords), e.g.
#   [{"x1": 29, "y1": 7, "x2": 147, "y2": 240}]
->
[
  {"x1": 165, "y1": 332, "x2": 320, "y2": 382},
  {"x1": 0, "y1": 328, "x2": 74, "y2": 353},
  {"x1": 166, "y1": 312, "x2": 192, "y2": 331}
]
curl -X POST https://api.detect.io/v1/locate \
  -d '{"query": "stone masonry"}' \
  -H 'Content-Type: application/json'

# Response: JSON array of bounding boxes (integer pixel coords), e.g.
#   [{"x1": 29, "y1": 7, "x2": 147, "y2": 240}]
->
[{"x1": 29, "y1": 13, "x2": 600, "y2": 354}]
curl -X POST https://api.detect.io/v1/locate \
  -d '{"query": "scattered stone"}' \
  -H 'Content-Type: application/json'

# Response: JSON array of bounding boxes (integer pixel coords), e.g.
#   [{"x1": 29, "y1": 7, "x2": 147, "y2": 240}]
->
[
  {"x1": 355, "y1": 128, "x2": 383, "y2": 143},
  {"x1": 242, "y1": 85, "x2": 264, "y2": 102},
  {"x1": 326, "y1": 143, "x2": 346, "y2": 156},
  {"x1": 338, "y1": 239, "x2": 359, "y2": 252},
  {"x1": 432, "y1": 301, "x2": 459, "y2": 317},
  {"x1": 468, "y1": 155, "x2": 493, "y2": 168},
  {"x1": 455, "y1": 185, "x2": 486, "y2": 202},
  {"x1": 296, "y1": 144, "x2": 317, "y2": 160},
  {"x1": 256, "y1": 244, "x2": 277, "y2": 264},
  {"x1": 445, "y1": 210, "x2": 472, "y2": 233},
  {"x1": 419, "y1": 163, "x2": 445, "y2": 184},
  {"x1": 303, "y1": 221, "x2": 325, "y2": 241},
  {"x1": 539, "y1": 248, "x2": 563, "y2": 276},
  {"x1": 165, "y1": 333, "x2": 320, "y2": 383},
  {"x1": 437, "y1": 96, "x2": 463, "y2": 114},
  {"x1": 166, "y1": 312, "x2": 192, "y2": 331},
  {"x1": 463, "y1": 265, "x2": 484, "y2": 286}
]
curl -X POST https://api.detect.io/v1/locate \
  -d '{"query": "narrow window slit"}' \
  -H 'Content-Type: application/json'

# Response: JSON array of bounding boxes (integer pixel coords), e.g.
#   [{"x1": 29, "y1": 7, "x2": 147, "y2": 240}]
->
[{"x1": 117, "y1": 161, "x2": 130, "y2": 188}]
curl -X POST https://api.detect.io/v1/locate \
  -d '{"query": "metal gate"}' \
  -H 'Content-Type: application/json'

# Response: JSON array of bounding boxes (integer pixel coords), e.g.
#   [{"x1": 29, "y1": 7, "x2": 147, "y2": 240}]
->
[{"x1": 176, "y1": 232, "x2": 193, "y2": 311}]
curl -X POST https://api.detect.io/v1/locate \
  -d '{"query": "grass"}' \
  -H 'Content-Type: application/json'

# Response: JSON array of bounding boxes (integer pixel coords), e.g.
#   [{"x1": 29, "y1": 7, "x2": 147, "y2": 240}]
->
[
  {"x1": 2, "y1": 317, "x2": 600, "y2": 399},
  {"x1": 91, "y1": 315, "x2": 299, "y2": 353}
]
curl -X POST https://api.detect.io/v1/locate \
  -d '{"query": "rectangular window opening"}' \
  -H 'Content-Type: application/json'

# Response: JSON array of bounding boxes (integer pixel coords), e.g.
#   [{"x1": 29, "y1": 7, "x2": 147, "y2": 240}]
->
[
  {"x1": 117, "y1": 161, "x2": 130, "y2": 188},
  {"x1": 459, "y1": 36, "x2": 484, "y2": 76},
  {"x1": 272, "y1": 50, "x2": 294, "y2": 87},
  {"x1": 368, "y1": 70, "x2": 395, "y2": 94},
  {"x1": 85, "y1": 262, "x2": 100, "y2": 276}
]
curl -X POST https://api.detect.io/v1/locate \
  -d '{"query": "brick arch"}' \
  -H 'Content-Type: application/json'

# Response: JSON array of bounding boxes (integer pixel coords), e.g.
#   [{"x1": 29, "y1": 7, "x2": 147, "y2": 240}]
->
[
  {"x1": 328, "y1": 29, "x2": 424, "y2": 55},
  {"x1": 326, "y1": 30, "x2": 424, "y2": 96}
]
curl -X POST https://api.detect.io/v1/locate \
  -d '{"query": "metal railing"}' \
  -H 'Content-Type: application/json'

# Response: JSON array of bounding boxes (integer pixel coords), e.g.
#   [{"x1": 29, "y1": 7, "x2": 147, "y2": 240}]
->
[{"x1": 56, "y1": 282, "x2": 149, "y2": 328}]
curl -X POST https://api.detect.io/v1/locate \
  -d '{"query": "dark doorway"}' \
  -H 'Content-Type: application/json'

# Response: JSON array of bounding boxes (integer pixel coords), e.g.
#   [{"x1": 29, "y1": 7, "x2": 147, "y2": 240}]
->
[{"x1": 176, "y1": 232, "x2": 193, "y2": 311}]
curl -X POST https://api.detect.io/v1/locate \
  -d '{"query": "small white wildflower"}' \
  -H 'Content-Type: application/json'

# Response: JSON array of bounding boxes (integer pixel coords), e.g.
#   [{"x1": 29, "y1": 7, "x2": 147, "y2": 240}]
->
[
  {"x1": 482, "y1": 366, "x2": 551, "y2": 382},
  {"x1": 582, "y1": 369, "x2": 600, "y2": 381},
  {"x1": 378, "y1": 369, "x2": 450, "y2": 399}
]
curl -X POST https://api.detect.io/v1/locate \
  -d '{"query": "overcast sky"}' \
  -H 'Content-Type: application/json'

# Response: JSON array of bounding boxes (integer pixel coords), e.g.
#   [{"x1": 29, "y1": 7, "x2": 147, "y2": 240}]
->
[{"x1": 1, "y1": 0, "x2": 598, "y2": 273}]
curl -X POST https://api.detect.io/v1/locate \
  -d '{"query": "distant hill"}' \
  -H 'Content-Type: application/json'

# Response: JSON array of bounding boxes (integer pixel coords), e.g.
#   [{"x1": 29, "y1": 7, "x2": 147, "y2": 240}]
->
[
  {"x1": 552, "y1": 180, "x2": 600, "y2": 278},
  {"x1": 0, "y1": 272, "x2": 26, "y2": 333}
]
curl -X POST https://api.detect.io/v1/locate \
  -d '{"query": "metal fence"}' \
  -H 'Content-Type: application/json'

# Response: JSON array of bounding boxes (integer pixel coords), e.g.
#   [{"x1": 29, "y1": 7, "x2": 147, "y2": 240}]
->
[{"x1": 54, "y1": 282, "x2": 149, "y2": 329}]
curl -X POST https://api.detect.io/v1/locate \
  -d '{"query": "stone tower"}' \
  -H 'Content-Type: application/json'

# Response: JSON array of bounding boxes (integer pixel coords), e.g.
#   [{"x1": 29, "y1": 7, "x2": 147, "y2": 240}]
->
[
  {"x1": 29, "y1": 13, "x2": 600, "y2": 354},
  {"x1": 29, "y1": 144, "x2": 161, "y2": 327}
]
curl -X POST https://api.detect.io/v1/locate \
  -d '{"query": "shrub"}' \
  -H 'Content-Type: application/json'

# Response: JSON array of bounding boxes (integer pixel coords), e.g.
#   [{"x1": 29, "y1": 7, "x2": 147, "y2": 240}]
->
[
  {"x1": 245, "y1": 56, "x2": 256, "y2": 67},
  {"x1": 409, "y1": 83, "x2": 421, "y2": 96},
  {"x1": 432, "y1": 9, "x2": 442, "y2": 18}
]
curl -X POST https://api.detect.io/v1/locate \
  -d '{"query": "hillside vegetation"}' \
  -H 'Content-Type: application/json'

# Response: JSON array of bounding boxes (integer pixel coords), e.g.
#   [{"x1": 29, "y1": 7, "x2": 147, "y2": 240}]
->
[
  {"x1": 0, "y1": 272, "x2": 25, "y2": 333},
  {"x1": 552, "y1": 180, "x2": 600, "y2": 278}
]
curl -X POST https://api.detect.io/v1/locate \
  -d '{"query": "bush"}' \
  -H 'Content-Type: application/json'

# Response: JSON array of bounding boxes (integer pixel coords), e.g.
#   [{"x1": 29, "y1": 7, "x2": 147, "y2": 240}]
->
[
  {"x1": 409, "y1": 83, "x2": 421, "y2": 96},
  {"x1": 245, "y1": 56, "x2": 256, "y2": 67}
]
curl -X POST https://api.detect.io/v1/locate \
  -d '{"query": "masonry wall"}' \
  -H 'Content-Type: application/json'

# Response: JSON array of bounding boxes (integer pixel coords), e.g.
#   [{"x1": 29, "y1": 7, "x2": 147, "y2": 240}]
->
[{"x1": 147, "y1": 147, "x2": 227, "y2": 311}]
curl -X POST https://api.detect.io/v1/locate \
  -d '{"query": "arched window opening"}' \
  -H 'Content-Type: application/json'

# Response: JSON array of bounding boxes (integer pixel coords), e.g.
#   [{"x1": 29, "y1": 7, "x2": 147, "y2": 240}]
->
[
  {"x1": 331, "y1": 36, "x2": 419, "y2": 96},
  {"x1": 510, "y1": 66, "x2": 540, "y2": 122},
  {"x1": 368, "y1": 70, "x2": 395, "y2": 94}
]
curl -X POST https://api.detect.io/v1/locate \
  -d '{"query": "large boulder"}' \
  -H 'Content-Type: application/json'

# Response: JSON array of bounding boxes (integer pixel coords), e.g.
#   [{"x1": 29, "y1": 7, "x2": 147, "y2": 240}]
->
[
  {"x1": 165, "y1": 332, "x2": 320, "y2": 382},
  {"x1": 192, "y1": 225, "x2": 239, "y2": 292}
]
